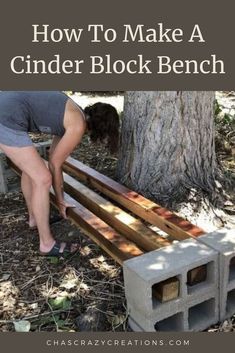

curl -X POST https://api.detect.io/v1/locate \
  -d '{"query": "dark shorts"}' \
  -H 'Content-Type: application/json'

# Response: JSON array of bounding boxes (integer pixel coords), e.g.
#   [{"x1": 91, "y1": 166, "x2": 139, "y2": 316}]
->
[{"x1": 0, "y1": 122, "x2": 33, "y2": 147}]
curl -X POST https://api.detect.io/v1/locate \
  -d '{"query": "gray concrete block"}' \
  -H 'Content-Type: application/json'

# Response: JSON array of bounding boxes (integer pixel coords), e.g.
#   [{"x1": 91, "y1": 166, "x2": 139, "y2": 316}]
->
[
  {"x1": 34, "y1": 140, "x2": 51, "y2": 158},
  {"x1": 123, "y1": 238, "x2": 219, "y2": 318},
  {"x1": 197, "y1": 228, "x2": 235, "y2": 320},
  {"x1": 0, "y1": 141, "x2": 51, "y2": 194},
  {"x1": 186, "y1": 294, "x2": 219, "y2": 331},
  {"x1": 127, "y1": 290, "x2": 219, "y2": 332},
  {"x1": 128, "y1": 317, "x2": 144, "y2": 332},
  {"x1": 128, "y1": 307, "x2": 187, "y2": 332},
  {"x1": 127, "y1": 298, "x2": 184, "y2": 323}
]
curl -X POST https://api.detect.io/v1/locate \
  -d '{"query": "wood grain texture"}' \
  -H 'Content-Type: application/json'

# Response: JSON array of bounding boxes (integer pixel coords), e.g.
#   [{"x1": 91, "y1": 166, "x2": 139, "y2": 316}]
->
[
  {"x1": 187, "y1": 265, "x2": 207, "y2": 286},
  {"x1": 152, "y1": 277, "x2": 180, "y2": 303},
  {"x1": 63, "y1": 157, "x2": 205, "y2": 240},
  {"x1": 63, "y1": 172, "x2": 172, "y2": 251},
  {"x1": 9, "y1": 159, "x2": 143, "y2": 264}
]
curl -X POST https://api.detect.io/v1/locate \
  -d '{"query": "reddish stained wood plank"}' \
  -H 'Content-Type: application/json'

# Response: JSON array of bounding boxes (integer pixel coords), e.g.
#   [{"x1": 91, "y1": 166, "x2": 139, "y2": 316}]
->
[
  {"x1": 51, "y1": 192, "x2": 143, "y2": 264},
  {"x1": 8, "y1": 159, "x2": 143, "y2": 264},
  {"x1": 150, "y1": 207, "x2": 204, "y2": 236},
  {"x1": 63, "y1": 172, "x2": 172, "y2": 251},
  {"x1": 63, "y1": 157, "x2": 205, "y2": 240}
]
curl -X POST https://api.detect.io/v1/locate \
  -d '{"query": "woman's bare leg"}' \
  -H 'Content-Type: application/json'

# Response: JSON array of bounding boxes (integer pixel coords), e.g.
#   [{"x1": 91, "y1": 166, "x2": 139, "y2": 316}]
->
[
  {"x1": 21, "y1": 172, "x2": 36, "y2": 227},
  {"x1": 0, "y1": 143, "x2": 55, "y2": 253}
]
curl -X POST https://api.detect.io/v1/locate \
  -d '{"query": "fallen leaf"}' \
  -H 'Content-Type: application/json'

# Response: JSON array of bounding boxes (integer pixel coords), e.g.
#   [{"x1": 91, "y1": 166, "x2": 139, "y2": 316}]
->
[
  {"x1": 13, "y1": 320, "x2": 31, "y2": 332},
  {"x1": 49, "y1": 296, "x2": 71, "y2": 310},
  {"x1": 35, "y1": 265, "x2": 41, "y2": 272},
  {"x1": 0, "y1": 273, "x2": 11, "y2": 282}
]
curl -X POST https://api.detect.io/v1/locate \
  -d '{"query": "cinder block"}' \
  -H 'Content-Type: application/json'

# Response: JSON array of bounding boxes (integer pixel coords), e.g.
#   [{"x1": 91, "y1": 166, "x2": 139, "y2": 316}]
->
[
  {"x1": 123, "y1": 238, "x2": 219, "y2": 319},
  {"x1": 186, "y1": 293, "x2": 219, "y2": 331},
  {"x1": 196, "y1": 228, "x2": 235, "y2": 321},
  {"x1": 0, "y1": 141, "x2": 51, "y2": 194},
  {"x1": 34, "y1": 141, "x2": 51, "y2": 158},
  {"x1": 127, "y1": 291, "x2": 219, "y2": 332},
  {"x1": 128, "y1": 307, "x2": 187, "y2": 332},
  {"x1": 0, "y1": 152, "x2": 19, "y2": 193},
  {"x1": 128, "y1": 317, "x2": 144, "y2": 332}
]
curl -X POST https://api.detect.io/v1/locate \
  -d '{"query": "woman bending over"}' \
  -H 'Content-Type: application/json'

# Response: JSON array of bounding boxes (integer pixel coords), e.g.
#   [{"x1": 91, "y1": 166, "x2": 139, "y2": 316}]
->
[{"x1": 0, "y1": 91, "x2": 119, "y2": 257}]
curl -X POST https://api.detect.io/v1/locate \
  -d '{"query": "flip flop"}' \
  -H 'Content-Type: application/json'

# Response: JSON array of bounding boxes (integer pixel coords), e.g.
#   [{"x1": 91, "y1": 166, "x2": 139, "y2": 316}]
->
[{"x1": 39, "y1": 242, "x2": 79, "y2": 258}]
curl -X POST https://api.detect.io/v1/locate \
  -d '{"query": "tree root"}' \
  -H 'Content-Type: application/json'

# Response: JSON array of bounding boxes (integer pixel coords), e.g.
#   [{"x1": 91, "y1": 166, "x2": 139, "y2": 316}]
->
[
  {"x1": 174, "y1": 188, "x2": 235, "y2": 232},
  {"x1": 145, "y1": 173, "x2": 235, "y2": 232}
]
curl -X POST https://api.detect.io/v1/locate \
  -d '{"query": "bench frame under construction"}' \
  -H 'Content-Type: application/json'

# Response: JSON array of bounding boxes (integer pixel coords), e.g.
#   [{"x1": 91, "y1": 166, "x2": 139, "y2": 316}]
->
[{"x1": 1, "y1": 141, "x2": 235, "y2": 331}]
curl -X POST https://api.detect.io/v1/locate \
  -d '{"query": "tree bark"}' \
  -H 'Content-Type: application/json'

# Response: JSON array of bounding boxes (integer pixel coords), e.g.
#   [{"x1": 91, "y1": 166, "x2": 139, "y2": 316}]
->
[{"x1": 117, "y1": 91, "x2": 217, "y2": 207}]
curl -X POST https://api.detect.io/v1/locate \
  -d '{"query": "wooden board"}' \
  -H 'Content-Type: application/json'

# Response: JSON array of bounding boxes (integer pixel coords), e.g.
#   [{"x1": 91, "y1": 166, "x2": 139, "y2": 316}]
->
[
  {"x1": 63, "y1": 157, "x2": 205, "y2": 241},
  {"x1": 9, "y1": 159, "x2": 182, "y2": 295},
  {"x1": 8, "y1": 159, "x2": 143, "y2": 265},
  {"x1": 50, "y1": 192, "x2": 143, "y2": 264},
  {"x1": 63, "y1": 172, "x2": 172, "y2": 252},
  {"x1": 187, "y1": 265, "x2": 207, "y2": 286},
  {"x1": 152, "y1": 277, "x2": 180, "y2": 303}
]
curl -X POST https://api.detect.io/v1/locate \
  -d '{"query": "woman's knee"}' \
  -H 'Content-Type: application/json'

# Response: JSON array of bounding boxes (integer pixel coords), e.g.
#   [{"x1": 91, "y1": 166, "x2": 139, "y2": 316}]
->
[{"x1": 33, "y1": 170, "x2": 52, "y2": 189}]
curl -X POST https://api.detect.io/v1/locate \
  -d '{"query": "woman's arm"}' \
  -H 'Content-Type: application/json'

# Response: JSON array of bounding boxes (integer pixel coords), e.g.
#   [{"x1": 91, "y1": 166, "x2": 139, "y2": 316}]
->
[
  {"x1": 48, "y1": 136, "x2": 64, "y2": 208},
  {"x1": 49, "y1": 135, "x2": 61, "y2": 156},
  {"x1": 48, "y1": 125, "x2": 85, "y2": 218}
]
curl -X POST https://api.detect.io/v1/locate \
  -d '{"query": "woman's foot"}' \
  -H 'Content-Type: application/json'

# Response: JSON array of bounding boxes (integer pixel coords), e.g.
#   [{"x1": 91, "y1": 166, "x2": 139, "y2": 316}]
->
[{"x1": 39, "y1": 241, "x2": 79, "y2": 258}]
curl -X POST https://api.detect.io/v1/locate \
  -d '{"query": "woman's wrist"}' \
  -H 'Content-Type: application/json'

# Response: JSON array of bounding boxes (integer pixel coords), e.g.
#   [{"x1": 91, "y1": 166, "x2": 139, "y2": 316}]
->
[{"x1": 57, "y1": 199, "x2": 65, "y2": 206}]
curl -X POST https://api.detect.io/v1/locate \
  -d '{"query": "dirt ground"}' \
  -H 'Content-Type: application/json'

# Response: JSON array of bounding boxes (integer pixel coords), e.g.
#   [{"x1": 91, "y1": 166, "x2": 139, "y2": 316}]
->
[
  {"x1": 0, "y1": 133, "x2": 128, "y2": 332},
  {"x1": 0, "y1": 92, "x2": 235, "y2": 332}
]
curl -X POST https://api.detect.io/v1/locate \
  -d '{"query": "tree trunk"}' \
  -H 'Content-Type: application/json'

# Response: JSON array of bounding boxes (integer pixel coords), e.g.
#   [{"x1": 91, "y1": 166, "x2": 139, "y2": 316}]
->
[{"x1": 117, "y1": 91, "x2": 217, "y2": 207}]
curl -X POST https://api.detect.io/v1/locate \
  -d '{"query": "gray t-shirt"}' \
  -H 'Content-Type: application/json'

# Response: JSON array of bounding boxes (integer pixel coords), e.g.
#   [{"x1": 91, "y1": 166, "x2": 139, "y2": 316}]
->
[{"x1": 0, "y1": 91, "x2": 69, "y2": 137}]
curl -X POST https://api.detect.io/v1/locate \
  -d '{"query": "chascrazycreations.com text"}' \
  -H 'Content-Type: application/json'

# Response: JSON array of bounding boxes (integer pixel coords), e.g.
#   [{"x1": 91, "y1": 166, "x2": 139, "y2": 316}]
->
[{"x1": 46, "y1": 339, "x2": 190, "y2": 347}]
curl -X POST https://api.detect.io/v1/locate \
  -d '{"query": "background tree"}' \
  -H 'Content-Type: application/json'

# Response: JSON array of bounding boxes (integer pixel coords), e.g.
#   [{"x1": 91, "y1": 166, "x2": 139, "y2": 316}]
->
[{"x1": 117, "y1": 91, "x2": 225, "y2": 224}]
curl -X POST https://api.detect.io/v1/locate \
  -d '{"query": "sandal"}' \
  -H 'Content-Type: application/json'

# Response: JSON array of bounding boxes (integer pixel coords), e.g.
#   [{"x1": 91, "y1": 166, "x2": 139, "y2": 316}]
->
[{"x1": 39, "y1": 242, "x2": 79, "y2": 258}]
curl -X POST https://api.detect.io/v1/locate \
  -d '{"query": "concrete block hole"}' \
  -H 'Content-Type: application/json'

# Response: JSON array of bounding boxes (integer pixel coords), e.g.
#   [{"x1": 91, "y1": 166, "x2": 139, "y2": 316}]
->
[
  {"x1": 187, "y1": 262, "x2": 214, "y2": 295},
  {"x1": 188, "y1": 298, "x2": 216, "y2": 330},
  {"x1": 229, "y1": 257, "x2": 235, "y2": 282},
  {"x1": 154, "y1": 312, "x2": 184, "y2": 332},
  {"x1": 226, "y1": 289, "x2": 235, "y2": 316}
]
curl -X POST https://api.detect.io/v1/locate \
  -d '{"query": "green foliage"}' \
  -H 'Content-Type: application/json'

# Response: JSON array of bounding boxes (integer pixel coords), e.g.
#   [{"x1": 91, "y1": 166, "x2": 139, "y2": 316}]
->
[
  {"x1": 48, "y1": 296, "x2": 71, "y2": 310},
  {"x1": 223, "y1": 113, "x2": 234, "y2": 125},
  {"x1": 49, "y1": 256, "x2": 59, "y2": 264},
  {"x1": 214, "y1": 99, "x2": 222, "y2": 117},
  {"x1": 214, "y1": 99, "x2": 235, "y2": 129}
]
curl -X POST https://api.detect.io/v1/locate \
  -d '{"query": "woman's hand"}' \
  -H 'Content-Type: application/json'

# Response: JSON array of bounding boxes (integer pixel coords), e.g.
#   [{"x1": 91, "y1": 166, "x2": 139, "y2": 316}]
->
[{"x1": 58, "y1": 201, "x2": 76, "y2": 219}]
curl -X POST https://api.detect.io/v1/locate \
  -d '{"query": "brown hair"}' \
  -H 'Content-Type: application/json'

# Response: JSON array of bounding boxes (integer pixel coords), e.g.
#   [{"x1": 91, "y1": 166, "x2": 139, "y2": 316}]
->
[{"x1": 84, "y1": 102, "x2": 120, "y2": 153}]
